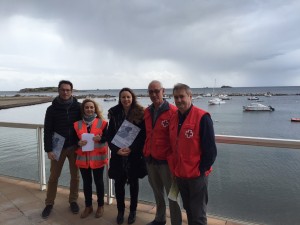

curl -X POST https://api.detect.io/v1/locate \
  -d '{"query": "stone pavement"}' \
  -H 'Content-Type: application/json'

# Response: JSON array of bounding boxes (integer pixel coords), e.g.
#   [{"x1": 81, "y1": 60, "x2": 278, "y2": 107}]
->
[{"x1": 0, "y1": 176, "x2": 243, "y2": 225}]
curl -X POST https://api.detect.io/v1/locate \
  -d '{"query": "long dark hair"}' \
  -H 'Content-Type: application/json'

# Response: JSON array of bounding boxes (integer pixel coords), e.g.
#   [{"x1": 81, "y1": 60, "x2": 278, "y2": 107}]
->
[
  {"x1": 118, "y1": 87, "x2": 144, "y2": 124},
  {"x1": 118, "y1": 87, "x2": 138, "y2": 107}
]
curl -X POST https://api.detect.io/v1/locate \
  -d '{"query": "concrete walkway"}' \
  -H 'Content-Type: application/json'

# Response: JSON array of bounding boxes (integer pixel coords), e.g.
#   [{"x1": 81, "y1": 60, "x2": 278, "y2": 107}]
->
[{"x1": 0, "y1": 176, "x2": 242, "y2": 225}]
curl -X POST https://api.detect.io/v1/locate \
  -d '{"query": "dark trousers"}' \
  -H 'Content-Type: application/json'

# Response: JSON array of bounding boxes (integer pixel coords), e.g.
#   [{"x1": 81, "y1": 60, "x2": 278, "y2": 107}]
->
[
  {"x1": 80, "y1": 167, "x2": 104, "y2": 207},
  {"x1": 114, "y1": 176, "x2": 139, "y2": 212},
  {"x1": 177, "y1": 175, "x2": 208, "y2": 225}
]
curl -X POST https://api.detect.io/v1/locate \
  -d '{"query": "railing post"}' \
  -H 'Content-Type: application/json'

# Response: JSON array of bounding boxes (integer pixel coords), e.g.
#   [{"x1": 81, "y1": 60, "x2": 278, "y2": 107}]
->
[
  {"x1": 37, "y1": 127, "x2": 46, "y2": 190},
  {"x1": 106, "y1": 148, "x2": 113, "y2": 204}
]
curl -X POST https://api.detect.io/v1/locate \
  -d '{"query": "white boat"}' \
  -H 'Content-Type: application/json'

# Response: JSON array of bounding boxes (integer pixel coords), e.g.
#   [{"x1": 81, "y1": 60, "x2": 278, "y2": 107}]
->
[
  {"x1": 208, "y1": 98, "x2": 226, "y2": 105},
  {"x1": 203, "y1": 93, "x2": 212, "y2": 97},
  {"x1": 248, "y1": 96, "x2": 259, "y2": 100},
  {"x1": 103, "y1": 97, "x2": 117, "y2": 102},
  {"x1": 192, "y1": 95, "x2": 203, "y2": 100},
  {"x1": 243, "y1": 103, "x2": 275, "y2": 111},
  {"x1": 219, "y1": 94, "x2": 232, "y2": 100},
  {"x1": 163, "y1": 94, "x2": 171, "y2": 100},
  {"x1": 264, "y1": 93, "x2": 272, "y2": 97}
]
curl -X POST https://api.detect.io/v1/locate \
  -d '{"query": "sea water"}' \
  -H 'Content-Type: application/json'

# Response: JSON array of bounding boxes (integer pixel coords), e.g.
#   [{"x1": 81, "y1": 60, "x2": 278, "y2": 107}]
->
[{"x1": 1, "y1": 86, "x2": 300, "y2": 225}]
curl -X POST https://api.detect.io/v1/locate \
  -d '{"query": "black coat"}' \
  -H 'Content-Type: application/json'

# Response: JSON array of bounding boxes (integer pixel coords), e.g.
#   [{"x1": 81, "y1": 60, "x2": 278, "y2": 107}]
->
[
  {"x1": 107, "y1": 104, "x2": 147, "y2": 180},
  {"x1": 44, "y1": 97, "x2": 81, "y2": 152}
]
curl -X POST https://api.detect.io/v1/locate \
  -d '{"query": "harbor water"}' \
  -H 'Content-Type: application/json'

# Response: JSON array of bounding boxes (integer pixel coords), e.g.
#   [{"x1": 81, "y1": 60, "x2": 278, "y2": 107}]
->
[{"x1": 1, "y1": 86, "x2": 300, "y2": 225}]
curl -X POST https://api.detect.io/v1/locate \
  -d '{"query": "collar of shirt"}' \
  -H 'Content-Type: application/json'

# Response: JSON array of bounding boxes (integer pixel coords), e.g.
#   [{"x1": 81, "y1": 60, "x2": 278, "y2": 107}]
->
[{"x1": 178, "y1": 104, "x2": 193, "y2": 133}]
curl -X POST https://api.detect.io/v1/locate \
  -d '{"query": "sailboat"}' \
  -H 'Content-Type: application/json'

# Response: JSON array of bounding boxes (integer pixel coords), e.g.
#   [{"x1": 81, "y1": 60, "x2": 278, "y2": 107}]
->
[{"x1": 208, "y1": 79, "x2": 226, "y2": 105}]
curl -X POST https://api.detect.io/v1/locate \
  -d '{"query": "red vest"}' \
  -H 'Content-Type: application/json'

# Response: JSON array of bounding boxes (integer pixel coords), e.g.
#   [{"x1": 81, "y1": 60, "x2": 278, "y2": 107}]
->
[
  {"x1": 169, "y1": 106, "x2": 212, "y2": 178},
  {"x1": 143, "y1": 104, "x2": 177, "y2": 160},
  {"x1": 74, "y1": 118, "x2": 108, "y2": 169}
]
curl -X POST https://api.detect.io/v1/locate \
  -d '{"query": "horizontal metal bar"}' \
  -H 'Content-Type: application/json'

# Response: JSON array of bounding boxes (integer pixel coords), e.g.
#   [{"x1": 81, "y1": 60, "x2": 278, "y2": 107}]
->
[
  {"x1": 0, "y1": 122, "x2": 44, "y2": 129},
  {"x1": 216, "y1": 135, "x2": 300, "y2": 149},
  {"x1": 1, "y1": 122, "x2": 300, "y2": 149}
]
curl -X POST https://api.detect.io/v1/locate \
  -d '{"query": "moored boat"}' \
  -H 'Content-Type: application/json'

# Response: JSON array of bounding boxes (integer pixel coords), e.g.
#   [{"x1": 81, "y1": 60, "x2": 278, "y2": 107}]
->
[
  {"x1": 192, "y1": 95, "x2": 203, "y2": 101},
  {"x1": 219, "y1": 94, "x2": 232, "y2": 100},
  {"x1": 291, "y1": 118, "x2": 300, "y2": 122},
  {"x1": 248, "y1": 96, "x2": 259, "y2": 100},
  {"x1": 163, "y1": 94, "x2": 171, "y2": 100},
  {"x1": 243, "y1": 103, "x2": 274, "y2": 112},
  {"x1": 208, "y1": 98, "x2": 226, "y2": 105},
  {"x1": 103, "y1": 97, "x2": 117, "y2": 102}
]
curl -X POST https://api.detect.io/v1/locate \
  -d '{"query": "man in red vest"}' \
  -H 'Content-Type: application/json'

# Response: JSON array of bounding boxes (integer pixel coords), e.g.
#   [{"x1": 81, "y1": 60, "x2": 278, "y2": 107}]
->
[
  {"x1": 169, "y1": 83, "x2": 217, "y2": 225},
  {"x1": 144, "y1": 80, "x2": 182, "y2": 225}
]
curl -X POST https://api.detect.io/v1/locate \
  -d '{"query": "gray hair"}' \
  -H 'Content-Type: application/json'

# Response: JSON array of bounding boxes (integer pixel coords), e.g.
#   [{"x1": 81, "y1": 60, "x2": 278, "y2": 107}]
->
[
  {"x1": 148, "y1": 80, "x2": 163, "y2": 89},
  {"x1": 173, "y1": 83, "x2": 192, "y2": 95}
]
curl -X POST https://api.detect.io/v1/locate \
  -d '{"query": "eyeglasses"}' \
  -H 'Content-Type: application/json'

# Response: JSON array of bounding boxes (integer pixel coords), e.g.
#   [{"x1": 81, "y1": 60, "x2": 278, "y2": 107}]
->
[
  {"x1": 148, "y1": 89, "x2": 162, "y2": 95},
  {"x1": 59, "y1": 88, "x2": 72, "y2": 93}
]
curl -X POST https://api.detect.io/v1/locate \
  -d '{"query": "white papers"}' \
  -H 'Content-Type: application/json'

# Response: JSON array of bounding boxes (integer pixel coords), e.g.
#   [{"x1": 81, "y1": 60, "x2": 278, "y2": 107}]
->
[
  {"x1": 168, "y1": 180, "x2": 179, "y2": 201},
  {"x1": 52, "y1": 132, "x2": 65, "y2": 161},
  {"x1": 81, "y1": 133, "x2": 95, "y2": 152},
  {"x1": 111, "y1": 120, "x2": 141, "y2": 148}
]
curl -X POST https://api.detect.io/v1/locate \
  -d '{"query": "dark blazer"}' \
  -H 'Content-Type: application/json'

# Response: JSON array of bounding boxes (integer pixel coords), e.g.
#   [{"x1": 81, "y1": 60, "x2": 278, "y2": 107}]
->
[{"x1": 107, "y1": 104, "x2": 147, "y2": 180}]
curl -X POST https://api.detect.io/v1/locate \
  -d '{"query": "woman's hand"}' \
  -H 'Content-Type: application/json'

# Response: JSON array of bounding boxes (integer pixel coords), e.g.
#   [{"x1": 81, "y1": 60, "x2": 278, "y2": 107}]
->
[
  {"x1": 117, "y1": 147, "x2": 131, "y2": 156},
  {"x1": 93, "y1": 134, "x2": 102, "y2": 142},
  {"x1": 78, "y1": 140, "x2": 87, "y2": 147}
]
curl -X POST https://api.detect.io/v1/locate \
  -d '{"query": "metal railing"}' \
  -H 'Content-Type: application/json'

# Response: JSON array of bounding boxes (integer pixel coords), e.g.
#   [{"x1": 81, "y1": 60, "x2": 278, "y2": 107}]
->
[
  {"x1": 0, "y1": 122, "x2": 46, "y2": 190},
  {"x1": 1, "y1": 121, "x2": 300, "y2": 208}
]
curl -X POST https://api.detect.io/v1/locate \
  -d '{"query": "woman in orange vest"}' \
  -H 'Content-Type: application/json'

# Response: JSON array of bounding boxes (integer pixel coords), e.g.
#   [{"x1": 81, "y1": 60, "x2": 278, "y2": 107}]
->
[{"x1": 74, "y1": 99, "x2": 108, "y2": 219}]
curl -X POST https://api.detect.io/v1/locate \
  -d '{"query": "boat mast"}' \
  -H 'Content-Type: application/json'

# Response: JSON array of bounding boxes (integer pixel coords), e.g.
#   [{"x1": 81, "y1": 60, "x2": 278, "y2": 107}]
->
[{"x1": 213, "y1": 78, "x2": 216, "y2": 96}]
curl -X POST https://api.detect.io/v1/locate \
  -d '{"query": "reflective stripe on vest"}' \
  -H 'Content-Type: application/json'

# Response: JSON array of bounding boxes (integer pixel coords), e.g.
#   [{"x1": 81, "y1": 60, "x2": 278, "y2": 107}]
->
[
  {"x1": 77, "y1": 154, "x2": 107, "y2": 162},
  {"x1": 95, "y1": 142, "x2": 107, "y2": 148},
  {"x1": 78, "y1": 119, "x2": 103, "y2": 130}
]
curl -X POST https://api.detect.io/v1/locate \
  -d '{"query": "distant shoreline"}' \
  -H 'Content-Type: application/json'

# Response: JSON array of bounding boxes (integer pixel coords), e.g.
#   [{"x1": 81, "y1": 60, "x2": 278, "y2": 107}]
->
[{"x1": 1, "y1": 90, "x2": 300, "y2": 110}]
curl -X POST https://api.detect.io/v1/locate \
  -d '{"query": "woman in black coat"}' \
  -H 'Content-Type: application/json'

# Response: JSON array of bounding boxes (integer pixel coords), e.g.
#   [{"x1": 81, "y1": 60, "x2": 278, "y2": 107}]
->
[{"x1": 107, "y1": 87, "x2": 147, "y2": 225}]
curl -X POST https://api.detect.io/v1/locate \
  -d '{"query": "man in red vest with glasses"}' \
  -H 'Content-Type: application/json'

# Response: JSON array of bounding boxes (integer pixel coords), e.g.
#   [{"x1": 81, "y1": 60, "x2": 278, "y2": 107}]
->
[{"x1": 144, "y1": 80, "x2": 182, "y2": 225}]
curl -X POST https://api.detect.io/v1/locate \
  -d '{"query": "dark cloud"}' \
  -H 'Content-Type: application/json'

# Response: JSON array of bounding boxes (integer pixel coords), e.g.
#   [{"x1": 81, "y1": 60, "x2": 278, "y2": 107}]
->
[{"x1": 0, "y1": 0, "x2": 300, "y2": 90}]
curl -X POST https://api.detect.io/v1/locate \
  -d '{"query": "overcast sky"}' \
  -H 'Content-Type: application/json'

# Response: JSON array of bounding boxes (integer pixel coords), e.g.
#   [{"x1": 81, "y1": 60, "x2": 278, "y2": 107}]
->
[{"x1": 0, "y1": 0, "x2": 299, "y2": 91}]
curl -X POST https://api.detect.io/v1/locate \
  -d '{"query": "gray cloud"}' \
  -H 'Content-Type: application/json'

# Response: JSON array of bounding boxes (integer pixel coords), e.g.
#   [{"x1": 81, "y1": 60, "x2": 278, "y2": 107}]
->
[{"x1": 0, "y1": 0, "x2": 300, "y2": 90}]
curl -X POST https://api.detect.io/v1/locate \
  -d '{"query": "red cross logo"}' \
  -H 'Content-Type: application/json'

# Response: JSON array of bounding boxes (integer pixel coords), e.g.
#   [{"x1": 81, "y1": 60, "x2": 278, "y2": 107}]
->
[
  {"x1": 161, "y1": 120, "x2": 169, "y2": 127},
  {"x1": 185, "y1": 129, "x2": 193, "y2": 138}
]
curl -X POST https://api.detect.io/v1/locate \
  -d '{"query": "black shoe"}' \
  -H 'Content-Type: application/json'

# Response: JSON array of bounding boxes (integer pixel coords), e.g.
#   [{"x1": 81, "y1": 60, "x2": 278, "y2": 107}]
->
[
  {"x1": 146, "y1": 220, "x2": 166, "y2": 225},
  {"x1": 128, "y1": 211, "x2": 136, "y2": 224},
  {"x1": 117, "y1": 210, "x2": 124, "y2": 224},
  {"x1": 70, "y1": 202, "x2": 80, "y2": 214},
  {"x1": 42, "y1": 205, "x2": 53, "y2": 219}
]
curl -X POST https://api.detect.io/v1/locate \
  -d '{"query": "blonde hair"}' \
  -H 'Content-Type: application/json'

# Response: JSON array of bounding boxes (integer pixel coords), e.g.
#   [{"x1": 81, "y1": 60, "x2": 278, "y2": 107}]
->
[{"x1": 81, "y1": 99, "x2": 104, "y2": 120}]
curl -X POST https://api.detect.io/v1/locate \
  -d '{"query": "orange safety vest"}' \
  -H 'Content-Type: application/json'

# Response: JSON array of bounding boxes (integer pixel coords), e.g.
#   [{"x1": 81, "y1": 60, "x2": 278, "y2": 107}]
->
[
  {"x1": 169, "y1": 106, "x2": 212, "y2": 178},
  {"x1": 74, "y1": 118, "x2": 108, "y2": 169},
  {"x1": 143, "y1": 104, "x2": 177, "y2": 160}
]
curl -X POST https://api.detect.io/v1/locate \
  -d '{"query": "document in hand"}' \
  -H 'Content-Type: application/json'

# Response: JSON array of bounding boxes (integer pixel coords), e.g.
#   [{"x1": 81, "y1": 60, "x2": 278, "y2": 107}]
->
[
  {"x1": 168, "y1": 180, "x2": 179, "y2": 201},
  {"x1": 81, "y1": 133, "x2": 95, "y2": 152},
  {"x1": 111, "y1": 120, "x2": 141, "y2": 148},
  {"x1": 52, "y1": 132, "x2": 65, "y2": 161}
]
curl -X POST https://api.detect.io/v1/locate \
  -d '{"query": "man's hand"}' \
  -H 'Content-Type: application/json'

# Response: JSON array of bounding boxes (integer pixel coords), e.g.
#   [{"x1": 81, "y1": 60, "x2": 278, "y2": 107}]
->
[{"x1": 47, "y1": 152, "x2": 56, "y2": 160}]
